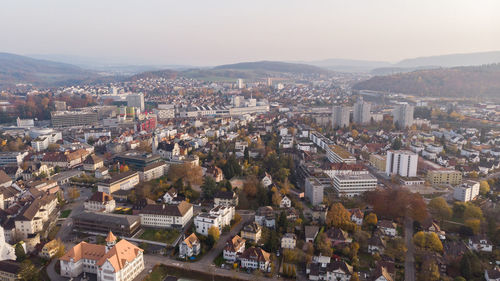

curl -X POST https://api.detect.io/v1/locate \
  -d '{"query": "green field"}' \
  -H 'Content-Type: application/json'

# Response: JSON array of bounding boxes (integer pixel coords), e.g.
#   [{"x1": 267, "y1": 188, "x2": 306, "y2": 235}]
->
[
  {"x1": 59, "y1": 210, "x2": 71, "y2": 218},
  {"x1": 139, "y1": 228, "x2": 180, "y2": 244}
]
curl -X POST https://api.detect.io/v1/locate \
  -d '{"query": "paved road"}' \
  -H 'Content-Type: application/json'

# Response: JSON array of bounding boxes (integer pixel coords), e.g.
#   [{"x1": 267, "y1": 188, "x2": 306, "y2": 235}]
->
[
  {"x1": 47, "y1": 259, "x2": 66, "y2": 281},
  {"x1": 404, "y1": 218, "x2": 415, "y2": 281}
]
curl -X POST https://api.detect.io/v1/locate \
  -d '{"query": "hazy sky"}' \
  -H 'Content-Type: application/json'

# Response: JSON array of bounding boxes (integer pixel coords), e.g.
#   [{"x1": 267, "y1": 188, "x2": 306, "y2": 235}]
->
[{"x1": 1, "y1": 0, "x2": 499, "y2": 66}]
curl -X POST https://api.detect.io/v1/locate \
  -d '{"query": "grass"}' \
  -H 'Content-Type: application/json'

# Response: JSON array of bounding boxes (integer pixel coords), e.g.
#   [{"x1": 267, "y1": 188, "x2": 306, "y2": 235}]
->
[
  {"x1": 139, "y1": 228, "x2": 180, "y2": 244},
  {"x1": 59, "y1": 210, "x2": 71, "y2": 218}
]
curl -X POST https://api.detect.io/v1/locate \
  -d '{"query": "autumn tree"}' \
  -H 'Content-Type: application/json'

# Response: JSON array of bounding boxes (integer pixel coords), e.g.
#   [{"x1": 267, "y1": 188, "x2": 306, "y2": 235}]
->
[
  {"x1": 413, "y1": 231, "x2": 442, "y2": 252},
  {"x1": 326, "y1": 203, "x2": 352, "y2": 229},
  {"x1": 19, "y1": 260, "x2": 39, "y2": 281},
  {"x1": 365, "y1": 188, "x2": 428, "y2": 223},
  {"x1": 479, "y1": 180, "x2": 490, "y2": 195},
  {"x1": 418, "y1": 259, "x2": 440, "y2": 281},
  {"x1": 315, "y1": 232, "x2": 332, "y2": 256},
  {"x1": 243, "y1": 176, "x2": 259, "y2": 197},
  {"x1": 428, "y1": 197, "x2": 452, "y2": 222},
  {"x1": 208, "y1": 226, "x2": 220, "y2": 242},
  {"x1": 363, "y1": 213, "x2": 378, "y2": 229},
  {"x1": 465, "y1": 219, "x2": 481, "y2": 234}
]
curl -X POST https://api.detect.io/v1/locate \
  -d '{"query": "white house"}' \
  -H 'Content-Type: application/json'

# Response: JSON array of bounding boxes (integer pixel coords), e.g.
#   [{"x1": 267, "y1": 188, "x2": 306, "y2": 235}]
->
[
  {"x1": 453, "y1": 180, "x2": 480, "y2": 202},
  {"x1": 255, "y1": 206, "x2": 275, "y2": 228},
  {"x1": 194, "y1": 205, "x2": 234, "y2": 236},
  {"x1": 179, "y1": 233, "x2": 201, "y2": 259},
  {"x1": 261, "y1": 173, "x2": 273, "y2": 188},
  {"x1": 279, "y1": 195, "x2": 291, "y2": 208},
  {"x1": 281, "y1": 233, "x2": 296, "y2": 249},
  {"x1": 138, "y1": 201, "x2": 193, "y2": 229},
  {"x1": 469, "y1": 235, "x2": 493, "y2": 252},
  {"x1": 377, "y1": 220, "x2": 397, "y2": 237},
  {"x1": 84, "y1": 191, "x2": 116, "y2": 213},
  {"x1": 223, "y1": 235, "x2": 246, "y2": 262},
  {"x1": 239, "y1": 247, "x2": 271, "y2": 272}
]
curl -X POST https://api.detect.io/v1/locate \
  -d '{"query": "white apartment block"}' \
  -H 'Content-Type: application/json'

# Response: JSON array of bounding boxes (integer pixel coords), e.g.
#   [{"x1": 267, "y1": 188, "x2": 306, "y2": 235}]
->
[
  {"x1": 305, "y1": 177, "x2": 324, "y2": 206},
  {"x1": 332, "y1": 105, "x2": 350, "y2": 128},
  {"x1": 393, "y1": 103, "x2": 414, "y2": 128},
  {"x1": 453, "y1": 180, "x2": 480, "y2": 202},
  {"x1": 385, "y1": 150, "x2": 418, "y2": 177},
  {"x1": 353, "y1": 97, "x2": 371, "y2": 124},
  {"x1": 194, "y1": 205, "x2": 234, "y2": 236}
]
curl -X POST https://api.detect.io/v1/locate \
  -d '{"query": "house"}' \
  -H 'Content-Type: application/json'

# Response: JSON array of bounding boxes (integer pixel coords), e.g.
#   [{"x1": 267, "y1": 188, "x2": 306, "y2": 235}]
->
[
  {"x1": 214, "y1": 190, "x2": 238, "y2": 207},
  {"x1": 281, "y1": 233, "x2": 296, "y2": 249},
  {"x1": 305, "y1": 226, "x2": 319, "y2": 243},
  {"x1": 255, "y1": 206, "x2": 275, "y2": 228},
  {"x1": 261, "y1": 173, "x2": 273, "y2": 188},
  {"x1": 0, "y1": 166, "x2": 21, "y2": 181},
  {"x1": 377, "y1": 220, "x2": 397, "y2": 237},
  {"x1": 311, "y1": 205, "x2": 328, "y2": 223},
  {"x1": 179, "y1": 233, "x2": 201, "y2": 259},
  {"x1": 279, "y1": 195, "x2": 291, "y2": 208},
  {"x1": 0, "y1": 260, "x2": 21, "y2": 281},
  {"x1": 307, "y1": 260, "x2": 353, "y2": 281},
  {"x1": 84, "y1": 191, "x2": 116, "y2": 213},
  {"x1": 0, "y1": 226, "x2": 15, "y2": 260},
  {"x1": 40, "y1": 239, "x2": 61, "y2": 259},
  {"x1": 372, "y1": 265, "x2": 394, "y2": 281},
  {"x1": 485, "y1": 268, "x2": 500, "y2": 281},
  {"x1": 83, "y1": 154, "x2": 104, "y2": 171},
  {"x1": 157, "y1": 142, "x2": 180, "y2": 160},
  {"x1": 206, "y1": 166, "x2": 224, "y2": 182},
  {"x1": 73, "y1": 212, "x2": 141, "y2": 237},
  {"x1": 59, "y1": 231, "x2": 144, "y2": 281},
  {"x1": 138, "y1": 201, "x2": 193, "y2": 229},
  {"x1": 163, "y1": 188, "x2": 178, "y2": 204},
  {"x1": 368, "y1": 235, "x2": 386, "y2": 254},
  {"x1": 241, "y1": 222, "x2": 262, "y2": 242},
  {"x1": 223, "y1": 235, "x2": 246, "y2": 262},
  {"x1": 239, "y1": 247, "x2": 271, "y2": 272},
  {"x1": 422, "y1": 219, "x2": 446, "y2": 240},
  {"x1": 326, "y1": 227, "x2": 352, "y2": 245},
  {"x1": 469, "y1": 235, "x2": 493, "y2": 252},
  {"x1": 350, "y1": 209, "x2": 364, "y2": 226},
  {"x1": 15, "y1": 194, "x2": 58, "y2": 239}
]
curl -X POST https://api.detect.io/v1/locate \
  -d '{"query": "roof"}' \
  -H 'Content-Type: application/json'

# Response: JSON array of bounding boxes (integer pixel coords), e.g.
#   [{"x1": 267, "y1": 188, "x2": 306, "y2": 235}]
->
[
  {"x1": 0, "y1": 170, "x2": 12, "y2": 185},
  {"x1": 182, "y1": 233, "x2": 199, "y2": 249},
  {"x1": 486, "y1": 268, "x2": 500, "y2": 279},
  {"x1": 142, "y1": 161, "x2": 167, "y2": 172},
  {"x1": 59, "y1": 241, "x2": 106, "y2": 263},
  {"x1": 378, "y1": 220, "x2": 396, "y2": 229},
  {"x1": 98, "y1": 170, "x2": 138, "y2": 185},
  {"x1": 239, "y1": 247, "x2": 270, "y2": 263},
  {"x1": 0, "y1": 260, "x2": 21, "y2": 274},
  {"x1": 214, "y1": 190, "x2": 235, "y2": 200},
  {"x1": 305, "y1": 226, "x2": 319, "y2": 239},
  {"x1": 88, "y1": 191, "x2": 114, "y2": 203},
  {"x1": 96, "y1": 239, "x2": 143, "y2": 272},
  {"x1": 139, "y1": 201, "x2": 192, "y2": 217},
  {"x1": 225, "y1": 235, "x2": 245, "y2": 252},
  {"x1": 106, "y1": 231, "x2": 117, "y2": 243},
  {"x1": 242, "y1": 222, "x2": 261, "y2": 233},
  {"x1": 83, "y1": 154, "x2": 103, "y2": 165},
  {"x1": 73, "y1": 212, "x2": 140, "y2": 227},
  {"x1": 18, "y1": 194, "x2": 57, "y2": 221}
]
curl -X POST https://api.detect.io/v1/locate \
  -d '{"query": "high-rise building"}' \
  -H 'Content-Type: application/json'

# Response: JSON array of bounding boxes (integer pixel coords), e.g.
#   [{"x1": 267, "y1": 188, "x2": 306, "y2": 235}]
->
[
  {"x1": 267, "y1": 77, "x2": 272, "y2": 87},
  {"x1": 393, "y1": 103, "x2": 414, "y2": 128},
  {"x1": 305, "y1": 177, "x2": 324, "y2": 206},
  {"x1": 353, "y1": 97, "x2": 371, "y2": 124},
  {"x1": 237, "y1": 79, "x2": 244, "y2": 89},
  {"x1": 385, "y1": 150, "x2": 418, "y2": 177},
  {"x1": 51, "y1": 111, "x2": 98, "y2": 127},
  {"x1": 453, "y1": 180, "x2": 480, "y2": 202},
  {"x1": 332, "y1": 105, "x2": 350, "y2": 128},
  {"x1": 127, "y1": 93, "x2": 145, "y2": 112}
]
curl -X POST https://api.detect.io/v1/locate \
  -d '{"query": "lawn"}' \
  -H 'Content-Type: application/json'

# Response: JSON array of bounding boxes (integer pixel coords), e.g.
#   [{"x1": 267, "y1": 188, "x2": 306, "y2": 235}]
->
[
  {"x1": 59, "y1": 210, "x2": 71, "y2": 218},
  {"x1": 139, "y1": 228, "x2": 180, "y2": 244},
  {"x1": 213, "y1": 253, "x2": 225, "y2": 267}
]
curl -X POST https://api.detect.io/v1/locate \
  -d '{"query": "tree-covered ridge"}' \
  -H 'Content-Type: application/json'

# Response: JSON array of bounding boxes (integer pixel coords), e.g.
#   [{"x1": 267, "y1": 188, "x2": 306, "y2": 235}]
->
[{"x1": 353, "y1": 64, "x2": 500, "y2": 98}]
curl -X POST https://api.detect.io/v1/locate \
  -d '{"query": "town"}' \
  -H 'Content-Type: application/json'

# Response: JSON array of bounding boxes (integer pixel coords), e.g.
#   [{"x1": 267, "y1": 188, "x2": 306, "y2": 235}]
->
[{"x1": 0, "y1": 73, "x2": 498, "y2": 281}]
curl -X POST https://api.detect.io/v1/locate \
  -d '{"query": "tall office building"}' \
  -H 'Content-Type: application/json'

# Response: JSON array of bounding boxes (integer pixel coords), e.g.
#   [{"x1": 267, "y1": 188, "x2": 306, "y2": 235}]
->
[
  {"x1": 353, "y1": 97, "x2": 371, "y2": 124},
  {"x1": 127, "y1": 93, "x2": 145, "y2": 112},
  {"x1": 305, "y1": 177, "x2": 324, "y2": 206},
  {"x1": 332, "y1": 105, "x2": 350, "y2": 128},
  {"x1": 393, "y1": 103, "x2": 414, "y2": 128},
  {"x1": 385, "y1": 150, "x2": 418, "y2": 177}
]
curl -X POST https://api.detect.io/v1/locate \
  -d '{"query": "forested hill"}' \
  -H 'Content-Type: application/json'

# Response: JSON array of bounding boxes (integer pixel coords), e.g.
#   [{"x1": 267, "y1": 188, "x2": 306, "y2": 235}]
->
[{"x1": 353, "y1": 64, "x2": 500, "y2": 98}]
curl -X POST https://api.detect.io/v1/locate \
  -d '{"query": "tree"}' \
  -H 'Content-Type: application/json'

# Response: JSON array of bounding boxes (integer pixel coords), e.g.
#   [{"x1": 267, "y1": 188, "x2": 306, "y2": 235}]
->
[
  {"x1": 413, "y1": 231, "x2": 426, "y2": 248},
  {"x1": 465, "y1": 219, "x2": 481, "y2": 234},
  {"x1": 392, "y1": 137, "x2": 402, "y2": 150},
  {"x1": 480, "y1": 180, "x2": 490, "y2": 195},
  {"x1": 463, "y1": 204, "x2": 483, "y2": 221},
  {"x1": 208, "y1": 226, "x2": 220, "y2": 242},
  {"x1": 19, "y1": 260, "x2": 39, "y2": 281},
  {"x1": 15, "y1": 243, "x2": 26, "y2": 261},
  {"x1": 363, "y1": 213, "x2": 378, "y2": 229},
  {"x1": 54, "y1": 238, "x2": 66, "y2": 258},
  {"x1": 425, "y1": 232, "x2": 443, "y2": 252},
  {"x1": 243, "y1": 176, "x2": 259, "y2": 197},
  {"x1": 428, "y1": 197, "x2": 452, "y2": 222},
  {"x1": 201, "y1": 176, "x2": 219, "y2": 199},
  {"x1": 418, "y1": 259, "x2": 440, "y2": 281},
  {"x1": 120, "y1": 164, "x2": 129, "y2": 173},
  {"x1": 315, "y1": 233, "x2": 332, "y2": 256},
  {"x1": 326, "y1": 203, "x2": 351, "y2": 229},
  {"x1": 351, "y1": 129, "x2": 359, "y2": 139},
  {"x1": 350, "y1": 272, "x2": 360, "y2": 281}
]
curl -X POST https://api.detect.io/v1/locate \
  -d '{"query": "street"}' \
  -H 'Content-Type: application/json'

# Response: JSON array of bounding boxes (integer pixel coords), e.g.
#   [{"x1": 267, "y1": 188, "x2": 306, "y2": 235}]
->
[{"x1": 404, "y1": 218, "x2": 415, "y2": 281}]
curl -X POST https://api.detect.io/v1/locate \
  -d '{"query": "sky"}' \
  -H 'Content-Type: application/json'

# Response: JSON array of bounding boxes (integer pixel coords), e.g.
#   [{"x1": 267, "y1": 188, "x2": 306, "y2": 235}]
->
[{"x1": 1, "y1": 0, "x2": 499, "y2": 66}]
